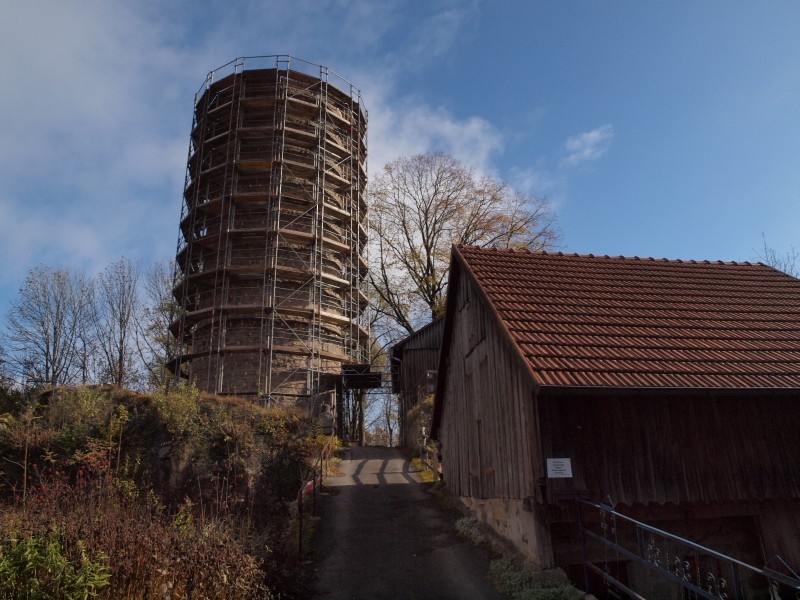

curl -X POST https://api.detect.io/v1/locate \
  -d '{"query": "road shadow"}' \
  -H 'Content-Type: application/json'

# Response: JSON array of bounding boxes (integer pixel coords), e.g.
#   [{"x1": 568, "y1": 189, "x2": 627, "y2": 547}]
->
[{"x1": 312, "y1": 446, "x2": 509, "y2": 599}]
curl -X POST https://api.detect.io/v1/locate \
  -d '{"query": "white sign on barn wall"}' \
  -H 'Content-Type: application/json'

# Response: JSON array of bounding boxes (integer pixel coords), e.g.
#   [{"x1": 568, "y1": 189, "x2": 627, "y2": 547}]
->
[{"x1": 546, "y1": 458, "x2": 573, "y2": 478}]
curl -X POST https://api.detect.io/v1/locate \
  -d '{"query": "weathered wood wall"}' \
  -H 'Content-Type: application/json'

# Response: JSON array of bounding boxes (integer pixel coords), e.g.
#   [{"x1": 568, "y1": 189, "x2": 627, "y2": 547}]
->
[
  {"x1": 539, "y1": 387, "x2": 800, "y2": 506},
  {"x1": 438, "y1": 273, "x2": 542, "y2": 500},
  {"x1": 755, "y1": 500, "x2": 800, "y2": 569},
  {"x1": 391, "y1": 318, "x2": 443, "y2": 405},
  {"x1": 392, "y1": 319, "x2": 443, "y2": 446}
]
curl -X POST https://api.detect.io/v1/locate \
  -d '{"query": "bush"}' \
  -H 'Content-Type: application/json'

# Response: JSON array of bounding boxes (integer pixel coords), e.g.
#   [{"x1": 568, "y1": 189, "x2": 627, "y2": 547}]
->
[
  {"x1": 455, "y1": 516, "x2": 488, "y2": 546},
  {"x1": 489, "y1": 557, "x2": 584, "y2": 600},
  {"x1": 5, "y1": 471, "x2": 269, "y2": 599},
  {"x1": 0, "y1": 385, "x2": 322, "y2": 599},
  {"x1": 151, "y1": 380, "x2": 200, "y2": 437},
  {"x1": 46, "y1": 387, "x2": 112, "y2": 430},
  {"x1": 0, "y1": 384, "x2": 25, "y2": 415},
  {"x1": 0, "y1": 530, "x2": 110, "y2": 599}
]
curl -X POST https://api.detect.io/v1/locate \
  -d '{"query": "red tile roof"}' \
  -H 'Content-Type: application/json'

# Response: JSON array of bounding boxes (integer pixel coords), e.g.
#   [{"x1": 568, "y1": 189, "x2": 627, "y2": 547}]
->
[{"x1": 455, "y1": 245, "x2": 800, "y2": 389}]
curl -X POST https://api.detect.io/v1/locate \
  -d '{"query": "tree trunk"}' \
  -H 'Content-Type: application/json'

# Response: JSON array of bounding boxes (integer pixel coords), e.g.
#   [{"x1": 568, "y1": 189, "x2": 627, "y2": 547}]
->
[{"x1": 358, "y1": 389, "x2": 366, "y2": 446}]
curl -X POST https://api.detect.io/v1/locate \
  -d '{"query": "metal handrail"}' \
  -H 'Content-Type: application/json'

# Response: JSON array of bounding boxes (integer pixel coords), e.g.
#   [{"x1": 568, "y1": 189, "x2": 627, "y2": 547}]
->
[{"x1": 576, "y1": 499, "x2": 800, "y2": 598}]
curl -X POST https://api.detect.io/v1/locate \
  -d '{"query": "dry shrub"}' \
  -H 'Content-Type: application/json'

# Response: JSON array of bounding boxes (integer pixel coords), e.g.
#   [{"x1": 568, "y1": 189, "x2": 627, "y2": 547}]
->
[
  {"x1": 0, "y1": 385, "x2": 320, "y2": 599},
  {"x1": 44, "y1": 386, "x2": 113, "y2": 430},
  {"x1": 6, "y1": 470, "x2": 270, "y2": 599}
]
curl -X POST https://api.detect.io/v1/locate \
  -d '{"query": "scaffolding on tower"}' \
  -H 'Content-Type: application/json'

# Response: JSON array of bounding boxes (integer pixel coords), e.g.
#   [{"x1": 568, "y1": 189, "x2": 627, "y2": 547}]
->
[{"x1": 169, "y1": 56, "x2": 370, "y2": 413}]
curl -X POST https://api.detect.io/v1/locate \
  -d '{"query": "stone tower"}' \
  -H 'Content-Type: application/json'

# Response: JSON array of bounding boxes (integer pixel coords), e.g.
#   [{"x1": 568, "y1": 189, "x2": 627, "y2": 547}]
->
[{"x1": 171, "y1": 56, "x2": 368, "y2": 407}]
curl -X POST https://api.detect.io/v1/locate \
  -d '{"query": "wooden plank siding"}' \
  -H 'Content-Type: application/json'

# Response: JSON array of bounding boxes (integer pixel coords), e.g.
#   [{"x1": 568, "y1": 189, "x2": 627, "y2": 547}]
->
[
  {"x1": 391, "y1": 318, "x2": 444, "y2": 446},
  {"x1": 539, "y1": 387, "x2": 800, "y2": 506},
  {"x1": 391, "y1": 318, "x2": 444, "y2": 402},
  {"x1": 438, "y1": 273, "x2": 542, "y2": 500}
]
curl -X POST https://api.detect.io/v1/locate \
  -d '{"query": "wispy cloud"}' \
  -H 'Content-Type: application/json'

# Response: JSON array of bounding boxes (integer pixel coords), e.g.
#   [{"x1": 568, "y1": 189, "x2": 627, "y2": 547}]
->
[
  {"x1": 0, "y1": 0, "x2": 498, "y2": 311},
  {"x1": 0, "y1": 0, "x2": 193, "y2": 294},
  {"x1": 367, "y1": 91, "x2": 503, "y2": 174},
  {"x1": 335, "y1": 0, "x2": 500, "y2": 174},
  {"x1": 562, "y1": 124, "x2": 615, "y2": 166},
  {"x1": 402, "y1": 1, "x2": 479, "y2": 65},
  {"x1": 508, "y1": 164, "x2": 558, "y2": 198}
]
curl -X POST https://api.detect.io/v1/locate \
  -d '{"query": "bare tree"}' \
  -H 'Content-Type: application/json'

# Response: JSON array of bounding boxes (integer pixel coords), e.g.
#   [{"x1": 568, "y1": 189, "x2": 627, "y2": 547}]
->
[
  {"x1": 0, "y1": 339, "x2": 14, "y2": 389},
  {"x1": 364, "y1": 391, "x2": 400, "y2": 446},
  {"x1": 5, "y1": 265, "x2": 94, "y2": 388},
  {"x1": 369, "y1": 153, "x2": 558, "y2": 335},
  {"x1": 380, "y1": 393, "x2": 400, "y2": 447},
  {"x1": 0, "y1": 340, "x2": 24, "y2": 413},
  {"x1": 94, "y1": 257, "x2": 141, "y2": 387},
  {"x1": 757, "y1": 235, "x2": 798, "y2": 277},
  {"x1": 76, "y1": 299, "x2": 99, "y2": 385},
  {"x1": 136, "y1": 258, "x2": 182, "y2": 388}
]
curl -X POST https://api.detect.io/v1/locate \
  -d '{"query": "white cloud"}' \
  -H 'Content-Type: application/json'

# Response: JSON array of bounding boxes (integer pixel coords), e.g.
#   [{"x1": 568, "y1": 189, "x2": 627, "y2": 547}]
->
[
  {"x1": 563, "y1": 124, "x2": 615, "y2": 166},
  {"x1": 0, "y1": 0, "x2": 195, "y2": 306},
  {"x1": 0, "y1": 0, "x2": 499, "y2": 312},
  {"x1": 367, "y1": 90, "x2": 503, "y2": 175},
  {"x1": 0, "y1": 197, "x2": 105, "y2": 288},
  {"x1": 337, "y1": 1, "x2": 501, "y2": 175}
]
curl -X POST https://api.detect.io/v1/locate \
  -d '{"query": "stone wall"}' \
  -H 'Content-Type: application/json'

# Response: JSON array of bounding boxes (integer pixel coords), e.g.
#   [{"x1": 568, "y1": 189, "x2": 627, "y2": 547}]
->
[{"x1": 460, "y1": 496, "x2": 554, "y2": 570}]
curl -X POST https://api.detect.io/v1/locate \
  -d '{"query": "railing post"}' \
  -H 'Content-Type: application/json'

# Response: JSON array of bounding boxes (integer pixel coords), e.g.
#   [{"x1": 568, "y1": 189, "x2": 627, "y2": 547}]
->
[
  {"x1": 636, "y1": 523, "x2": 645, "y2": 562},
  {"x1": 731, "y1": 564, "x2": 745, "y2": 600},
  {"x1": 576, "y1": 501, "x2": 590, "y2": 594}
]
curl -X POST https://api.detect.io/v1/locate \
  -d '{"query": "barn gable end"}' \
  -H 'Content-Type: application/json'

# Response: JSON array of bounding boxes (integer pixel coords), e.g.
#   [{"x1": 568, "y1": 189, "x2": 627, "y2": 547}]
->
[{"x1": 433, "y1": 257, "x2": 554, "y2": 566}]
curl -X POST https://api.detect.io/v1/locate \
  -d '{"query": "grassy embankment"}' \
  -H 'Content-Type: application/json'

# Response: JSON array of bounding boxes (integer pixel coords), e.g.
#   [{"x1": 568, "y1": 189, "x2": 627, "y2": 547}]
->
[{"x1": 0, "y1": 383, "x2": 331, "y2": 599}]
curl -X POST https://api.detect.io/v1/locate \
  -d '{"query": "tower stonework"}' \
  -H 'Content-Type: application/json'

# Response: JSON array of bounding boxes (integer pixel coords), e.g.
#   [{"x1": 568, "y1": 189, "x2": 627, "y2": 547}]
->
[{"x1": 171, "y1": 56, "x2": 368, "y2": 406}]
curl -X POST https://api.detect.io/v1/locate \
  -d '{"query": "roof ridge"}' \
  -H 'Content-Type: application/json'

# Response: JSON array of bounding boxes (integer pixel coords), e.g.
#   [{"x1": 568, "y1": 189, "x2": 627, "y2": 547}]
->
[{"x1": 455, "y1": 244, "x2": 766, "y2": 267}]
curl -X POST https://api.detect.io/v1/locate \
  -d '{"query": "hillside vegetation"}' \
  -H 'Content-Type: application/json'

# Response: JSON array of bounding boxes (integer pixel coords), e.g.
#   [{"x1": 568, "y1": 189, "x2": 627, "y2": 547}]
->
[{"x1": 0, "y1": 383, "x2": 328, "y2": 599}]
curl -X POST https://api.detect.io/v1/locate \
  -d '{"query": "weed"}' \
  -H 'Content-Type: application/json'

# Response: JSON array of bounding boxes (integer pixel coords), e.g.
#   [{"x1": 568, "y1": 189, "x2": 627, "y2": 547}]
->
[
  {"x1": 489, "y1": 557, "x2": 585, "y2": 600},
  {"x1": 151, "y1": 380, "x2": 200, "y2": 437},
  {"x1": 0, "y1": 530, "x2": 110, "y2": 598},
  {"x1": 455, "y1": 516, "x2": 488, "y2": 546},
  {"x1": 4, "y1": 468, "x2": 270, "y2": 599},
  {"x1": 405, "y1": 395, "x2": 434, "y2": 453},
  {"x1": 410, "y1": 457, "x2": 436, "y2": 483},
  {"x1": 453, "y1": 510, "x2": 585, "y2": 599}
]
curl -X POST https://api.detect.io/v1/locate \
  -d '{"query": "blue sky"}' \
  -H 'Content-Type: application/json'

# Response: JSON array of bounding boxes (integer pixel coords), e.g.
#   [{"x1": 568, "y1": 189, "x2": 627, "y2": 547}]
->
[{"x1": 1, "y1": 0, "x2": 798, "y2": 315}]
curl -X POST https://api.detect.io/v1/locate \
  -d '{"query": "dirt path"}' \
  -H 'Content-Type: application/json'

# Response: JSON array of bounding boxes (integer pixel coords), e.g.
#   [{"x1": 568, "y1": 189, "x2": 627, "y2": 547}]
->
[{"x1": 312, "y1": 446, "x2": 507, "y2": 599}]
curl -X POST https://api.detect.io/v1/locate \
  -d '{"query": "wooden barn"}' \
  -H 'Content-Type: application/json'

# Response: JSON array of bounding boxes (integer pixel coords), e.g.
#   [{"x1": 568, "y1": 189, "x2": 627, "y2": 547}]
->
[
  {"x1": 391, "y1": 318, "x2": 443, "y2": 447},
  {"x1": 431, "y1": 245, "x2": 800, "y2": 596}
]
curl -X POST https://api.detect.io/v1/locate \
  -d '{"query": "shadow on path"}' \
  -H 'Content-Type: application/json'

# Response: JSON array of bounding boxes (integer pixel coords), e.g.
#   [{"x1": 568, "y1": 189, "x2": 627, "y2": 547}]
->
[{"x1": 313, "y1": 446, "x2": 507, "y2": 600}]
